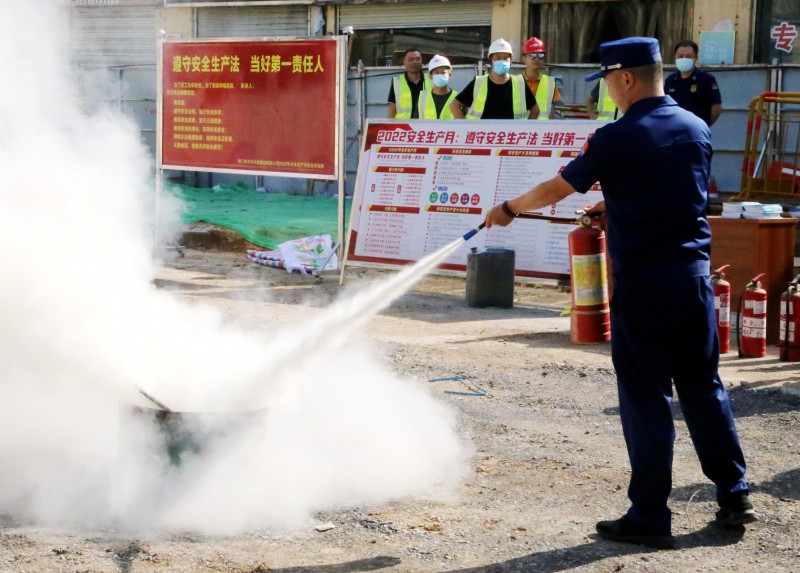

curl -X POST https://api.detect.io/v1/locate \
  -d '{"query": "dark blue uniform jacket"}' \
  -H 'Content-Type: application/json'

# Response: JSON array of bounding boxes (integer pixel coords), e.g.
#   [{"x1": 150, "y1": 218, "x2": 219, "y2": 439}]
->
[
  {"x1": 664, "y1": 68, "x2": 721, "y2": 126},
  {"x1": 561, "y1": 95, "x2": 712, "y2": 278}
]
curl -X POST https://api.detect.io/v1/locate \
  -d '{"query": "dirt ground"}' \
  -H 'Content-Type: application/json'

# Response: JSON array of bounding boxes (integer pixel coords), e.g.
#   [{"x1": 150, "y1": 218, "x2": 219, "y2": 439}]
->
[{"x1": 2, "y1": 236, "x2": 799, "y2": 573}]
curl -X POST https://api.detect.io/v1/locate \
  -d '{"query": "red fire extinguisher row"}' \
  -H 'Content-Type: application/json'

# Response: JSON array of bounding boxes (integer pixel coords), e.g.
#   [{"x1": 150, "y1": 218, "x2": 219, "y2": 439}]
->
[
  {"x1": 779, "y1": 274, "x2": 800, "y2": 362},
  {"x1": 568, "y1": 214, "x2": 610, "y2": 344},
  {"x1": 712, "y1": 265, "x2": 731, "y2": 354},
  {"x1": 737, "y1": 273, "x2": 767, "y2": 358}
]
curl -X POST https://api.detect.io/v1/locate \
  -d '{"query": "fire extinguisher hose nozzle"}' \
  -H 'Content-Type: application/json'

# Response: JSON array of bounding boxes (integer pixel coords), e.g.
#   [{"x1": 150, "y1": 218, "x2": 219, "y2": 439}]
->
[{"x1": 462, "y1": 222, "x2": 485, "y2": 242}]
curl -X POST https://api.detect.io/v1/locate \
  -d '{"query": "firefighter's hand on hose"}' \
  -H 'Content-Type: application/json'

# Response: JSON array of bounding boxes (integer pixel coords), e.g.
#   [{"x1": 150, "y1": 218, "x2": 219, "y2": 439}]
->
[{"x1": 485, "y1": 199, "x2": 519, "y2": 228}]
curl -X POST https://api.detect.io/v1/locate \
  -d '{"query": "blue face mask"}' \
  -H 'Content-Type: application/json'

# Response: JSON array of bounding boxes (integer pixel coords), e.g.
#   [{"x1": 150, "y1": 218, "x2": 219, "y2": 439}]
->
[
  {"x1": 675, "y1": 57, "x2": 694, "y2": 73},
  {"x1": 432, "y1": 74, "x2": 450, "y2": 88},
  {"x1": 492, "y1": 60, "x2": 511, "y2": 75}
]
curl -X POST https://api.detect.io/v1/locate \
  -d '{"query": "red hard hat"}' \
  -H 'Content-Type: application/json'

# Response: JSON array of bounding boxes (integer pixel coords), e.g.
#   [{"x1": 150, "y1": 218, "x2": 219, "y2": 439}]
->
[{"x1": 523, "y1": 37, "x2": 546, "y2": 54}]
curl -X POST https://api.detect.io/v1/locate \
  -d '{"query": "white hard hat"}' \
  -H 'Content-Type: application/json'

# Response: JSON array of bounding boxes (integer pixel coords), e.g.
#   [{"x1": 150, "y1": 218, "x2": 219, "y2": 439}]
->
[
  {"x1": 488, "y1": 38, "x2": 513, "y2": 57},
  {"x1": 427, "y1": 54, "x2": 452, "y2": 71}
]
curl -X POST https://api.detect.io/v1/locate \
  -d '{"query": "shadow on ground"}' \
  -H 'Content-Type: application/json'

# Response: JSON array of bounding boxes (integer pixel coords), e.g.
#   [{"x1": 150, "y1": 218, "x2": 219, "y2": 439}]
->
[
  {"x1": 602, "y1": 384, "x2": 800, "y2": 419},
  {"x1": 437, "y1": 524, "x2": 745, "y2": 572},
  {"x1": 671, "y1": 467, "x2": 800, "y2": 506}
]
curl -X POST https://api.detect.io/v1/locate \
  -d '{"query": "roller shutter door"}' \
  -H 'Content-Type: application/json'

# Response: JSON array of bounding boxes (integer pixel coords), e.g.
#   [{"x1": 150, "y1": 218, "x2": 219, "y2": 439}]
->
[
  {"x1": 196, "y1": 6, "x2": 309, "y2": 38},
  {"x1": 339, "y1": 0, "x2": 490, "y2": 29},
  {"x1": 70, "y1": 6, "x2": 156, "y2": 67}
]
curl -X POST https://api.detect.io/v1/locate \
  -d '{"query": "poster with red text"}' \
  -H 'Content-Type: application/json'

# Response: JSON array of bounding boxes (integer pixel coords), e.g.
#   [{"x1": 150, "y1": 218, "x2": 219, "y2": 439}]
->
[
  {"x1": 160, "y1": 38, "x2": 340, "y2": 179},
  {"x1": 346, "y1": 120, "x2": 604, "y2": 280}
]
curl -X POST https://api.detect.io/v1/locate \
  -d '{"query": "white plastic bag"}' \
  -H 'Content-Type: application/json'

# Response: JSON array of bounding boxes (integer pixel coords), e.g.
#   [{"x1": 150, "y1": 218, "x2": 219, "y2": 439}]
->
[{"x1": 278, "y1": 234, "x2": 338, "y2": 275}]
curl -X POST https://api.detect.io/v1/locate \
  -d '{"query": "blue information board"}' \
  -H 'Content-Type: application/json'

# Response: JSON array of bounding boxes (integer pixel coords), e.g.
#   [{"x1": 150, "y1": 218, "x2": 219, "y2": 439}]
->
[{"x1": 700, "y1": 31, "x2": 735, "y2": 64}]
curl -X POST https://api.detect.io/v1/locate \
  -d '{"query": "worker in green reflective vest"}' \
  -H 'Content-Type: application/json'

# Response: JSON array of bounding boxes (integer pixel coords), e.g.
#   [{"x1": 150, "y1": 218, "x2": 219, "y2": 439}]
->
[
  {"x1": 387, "y1": 48, "x2": 431, "y2": 119},
  {"x1": 520, "y1": 36, "x2": 563, "y2": 120},
  {"x1": 450, "y1": 38, "x2": 538, "y2": 120},
  {"x1": 587, "y1": 78, "x2": 620, "y2": 120},
  {"x1": 416, "y1": 54, "x2": 458, "y2": 119}
]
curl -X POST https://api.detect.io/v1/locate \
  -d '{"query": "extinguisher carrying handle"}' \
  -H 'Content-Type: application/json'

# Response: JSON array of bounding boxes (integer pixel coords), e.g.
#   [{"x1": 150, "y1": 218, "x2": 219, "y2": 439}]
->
[{"x1": 712, "y1": 264, "x2": 730, "y2": 279}]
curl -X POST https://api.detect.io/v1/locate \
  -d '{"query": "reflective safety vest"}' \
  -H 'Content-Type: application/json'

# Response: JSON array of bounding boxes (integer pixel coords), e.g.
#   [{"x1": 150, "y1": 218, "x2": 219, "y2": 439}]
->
[
  {"x1": 393, "y1": 74, "x2": 431, "y2": 119},
  {"x1": 466, "y1": 75, "x2": 528, "y2": 120},
  {"x1": 529, "y1": 73, "x2": 555, "y2": 120},
  {"x1": 596, "y1": 78, "x2": 619, "y2": 120},
  {"x1": 417, "y1": 89, "x2": 458, "y2": 119}
]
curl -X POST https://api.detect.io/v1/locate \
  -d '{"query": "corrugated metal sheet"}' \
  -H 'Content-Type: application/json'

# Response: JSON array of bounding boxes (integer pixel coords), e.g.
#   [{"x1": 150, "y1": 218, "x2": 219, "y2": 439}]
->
[
  {"x1": 70, "y1": 6, "x2": 156, "y2": 67},
  {"x1": 196, "y1": 6, "x2": 310, "y2": 38},
  {"x1": 339, "y1": 0, "x2": 491, "y2": 29}
]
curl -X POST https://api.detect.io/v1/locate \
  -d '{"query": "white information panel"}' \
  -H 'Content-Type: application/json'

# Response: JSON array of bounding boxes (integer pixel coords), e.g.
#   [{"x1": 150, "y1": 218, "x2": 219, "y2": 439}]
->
[{"x1": 346, "y1": 120, "x2": 603, "y2": 280}]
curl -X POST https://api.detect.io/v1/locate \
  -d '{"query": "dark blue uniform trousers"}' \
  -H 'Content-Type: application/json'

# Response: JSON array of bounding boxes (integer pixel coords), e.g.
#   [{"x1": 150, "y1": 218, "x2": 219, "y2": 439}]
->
[{"x1": 610, "y1": 273, "x2": 749, "y2": 533}]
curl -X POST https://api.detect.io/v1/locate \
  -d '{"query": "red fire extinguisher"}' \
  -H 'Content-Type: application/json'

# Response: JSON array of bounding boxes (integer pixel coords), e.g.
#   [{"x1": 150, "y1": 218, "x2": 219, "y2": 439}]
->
[
  {"x1": 568, "y1": 214, "x2": 610, "y2": 344},
  {"x1": 712, "y1": 265, "x2": 731, "y2": 354},
  {"x1": 779, "y1": 274, "x2": 800, "y2": 362},
  {"x1": 737, "y1": 273, "x2": 767, "y2": 358}
]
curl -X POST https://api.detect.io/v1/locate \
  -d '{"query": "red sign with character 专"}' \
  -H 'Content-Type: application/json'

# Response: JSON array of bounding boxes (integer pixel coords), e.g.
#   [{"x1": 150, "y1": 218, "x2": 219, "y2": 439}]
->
[{"x1": 161, "y1": 39, "x2": 339, "y2": 179}]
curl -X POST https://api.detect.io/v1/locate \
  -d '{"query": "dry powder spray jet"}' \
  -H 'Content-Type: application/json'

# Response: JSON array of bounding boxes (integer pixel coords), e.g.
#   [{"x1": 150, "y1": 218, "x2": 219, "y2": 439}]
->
[{"x1": 243, "y1": 223, "x2": 488, "y2": 408}]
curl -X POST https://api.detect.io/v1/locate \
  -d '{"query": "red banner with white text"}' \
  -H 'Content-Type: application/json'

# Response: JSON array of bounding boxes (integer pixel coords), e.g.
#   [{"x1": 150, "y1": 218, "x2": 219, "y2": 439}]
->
[{"x1": 160, "y1": 38, "x2": 339, "y2": 179}]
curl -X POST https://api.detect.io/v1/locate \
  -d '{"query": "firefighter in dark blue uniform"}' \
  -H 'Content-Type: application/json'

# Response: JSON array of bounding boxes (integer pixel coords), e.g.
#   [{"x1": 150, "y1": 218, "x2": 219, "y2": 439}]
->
[
  {"x1": 485, "y1": 37, "x2": 757, "y2": 549},
  {"x1": 664, "y1": 40, "x2": 722, "y2": 127}
]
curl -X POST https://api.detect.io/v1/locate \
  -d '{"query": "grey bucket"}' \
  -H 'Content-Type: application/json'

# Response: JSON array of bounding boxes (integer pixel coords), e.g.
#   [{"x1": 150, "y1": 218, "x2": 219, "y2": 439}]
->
[{"x1": 466, "y1": 247, "x2": 516, "y2": 308}]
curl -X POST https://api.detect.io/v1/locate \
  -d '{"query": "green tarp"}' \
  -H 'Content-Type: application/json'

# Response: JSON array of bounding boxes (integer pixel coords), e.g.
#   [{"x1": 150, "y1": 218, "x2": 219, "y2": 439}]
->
[{"x1": 169, "y1": 183, "x2": 350, "y2": 249}]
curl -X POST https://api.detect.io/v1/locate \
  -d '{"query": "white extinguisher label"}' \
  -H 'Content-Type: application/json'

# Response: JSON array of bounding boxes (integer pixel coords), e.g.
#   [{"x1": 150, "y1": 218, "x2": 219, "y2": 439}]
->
[
  {"x1": 571, "y1": 254, "x2": 608, "y2": 306},
  {"x1": 744, "y1": 299, "x2": 767, "y2": 315},
  {"x1": 779, "y1": 318, "x2": 796, "y2": 342},
  {"x1": 742, "y1": 316, "x2": 766, "y2": 328},
  {"x1": 742, "y1": 316, "x2": 766, "y2": 339},
  {"x1": 742, "y1": 327, "x2": 767, "y2": 339},
  {"x1": 715, "y1": 294, "x2": 730, "y2": 326}
]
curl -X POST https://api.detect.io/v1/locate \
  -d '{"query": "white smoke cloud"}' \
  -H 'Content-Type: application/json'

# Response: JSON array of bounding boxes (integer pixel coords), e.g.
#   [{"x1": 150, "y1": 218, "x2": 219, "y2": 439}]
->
[{"x1": 0, "y1": 0, "x2": 468, "y2": 534}]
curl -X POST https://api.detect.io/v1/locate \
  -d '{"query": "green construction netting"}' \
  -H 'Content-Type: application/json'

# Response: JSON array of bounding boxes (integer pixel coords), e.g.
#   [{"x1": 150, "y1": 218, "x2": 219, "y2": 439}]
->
[{"x1": 168, "y1": 183, "x2": 350, "y2": 249}]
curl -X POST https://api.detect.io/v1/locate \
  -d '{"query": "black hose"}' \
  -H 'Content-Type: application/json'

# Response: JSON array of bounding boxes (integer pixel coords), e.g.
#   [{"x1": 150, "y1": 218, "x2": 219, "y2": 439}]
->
[
  {"x1": 736, "y1": 284, "x2": 747, "y2": 358},
  {"x1": 781, "y1": 287, "x2": 790, "y2": 361}
]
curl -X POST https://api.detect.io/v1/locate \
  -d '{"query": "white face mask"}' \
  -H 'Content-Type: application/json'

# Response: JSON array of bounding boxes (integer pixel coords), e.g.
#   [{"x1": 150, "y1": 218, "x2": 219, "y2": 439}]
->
[
  {"x1": 675, "y1": 57, "x2": 695, "y2": 73},
  {"x1": 432, "y1": 74, "x2": 450, "y2": 88}
]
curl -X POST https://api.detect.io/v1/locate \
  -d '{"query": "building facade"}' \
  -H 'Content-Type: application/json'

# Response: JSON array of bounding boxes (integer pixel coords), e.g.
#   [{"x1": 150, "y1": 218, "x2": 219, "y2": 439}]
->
[{"x1": 68, "y1": 0, "x2": 800, "y2": 193}]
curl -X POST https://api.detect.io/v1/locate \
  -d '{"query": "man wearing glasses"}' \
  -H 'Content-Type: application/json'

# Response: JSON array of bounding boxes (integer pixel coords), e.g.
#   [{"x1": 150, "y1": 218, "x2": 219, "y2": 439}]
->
[{"x1": 521, "y1": 37, "x2": 563, "y2": 119}]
